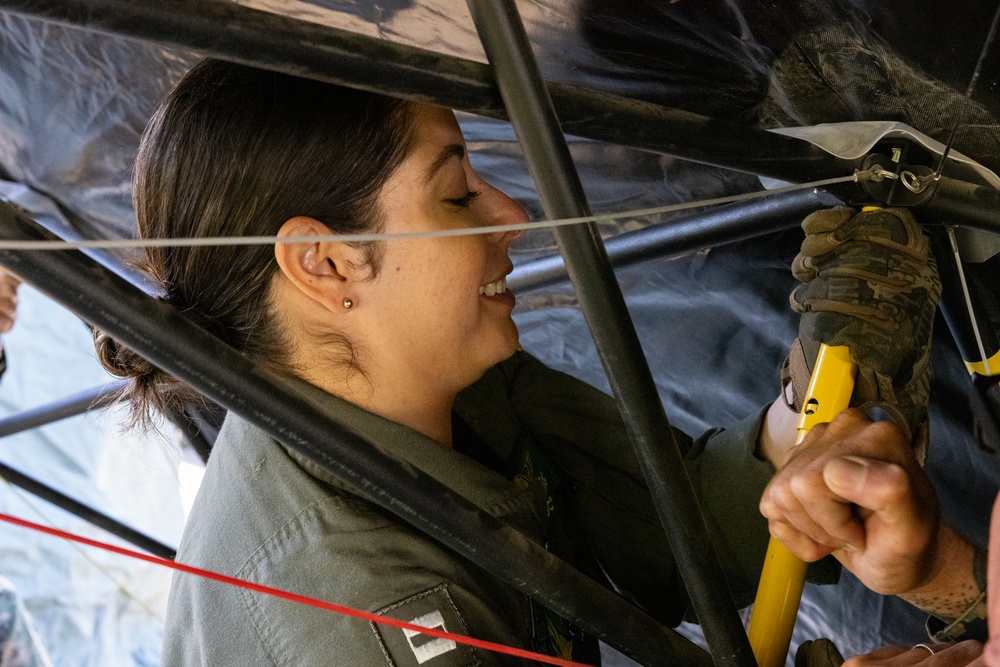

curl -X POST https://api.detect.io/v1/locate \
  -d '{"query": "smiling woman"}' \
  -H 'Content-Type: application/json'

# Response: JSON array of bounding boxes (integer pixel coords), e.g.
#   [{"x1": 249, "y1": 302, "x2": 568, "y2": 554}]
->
[
  {"x1": 270, "y1": 104, "x2": 527, "y2": 444},
  {"x1": 92, "y1": 59, "x2": 800, "y2": 667}
]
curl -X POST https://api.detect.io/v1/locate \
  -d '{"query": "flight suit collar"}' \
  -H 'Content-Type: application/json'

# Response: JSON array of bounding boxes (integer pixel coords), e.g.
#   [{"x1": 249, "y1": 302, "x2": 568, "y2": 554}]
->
[{"x1": 272, "y1": 374, "x2": 549, "y2": 540}]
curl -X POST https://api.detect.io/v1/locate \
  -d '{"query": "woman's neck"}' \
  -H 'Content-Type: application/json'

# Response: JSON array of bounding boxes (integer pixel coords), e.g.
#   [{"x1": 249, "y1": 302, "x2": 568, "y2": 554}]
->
[
  {"x1": 274, "y1": 292, "x2": 458, "y2": 447},
  {"x1": 307, "y1": 365, "x2": 456, "y2": 447}
]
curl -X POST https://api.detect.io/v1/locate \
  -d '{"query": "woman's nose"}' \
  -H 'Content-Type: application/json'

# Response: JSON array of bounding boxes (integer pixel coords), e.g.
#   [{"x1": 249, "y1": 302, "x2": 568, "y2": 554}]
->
[{"x1": 483, "y1": 181, "x2": 528, "y2": 246}]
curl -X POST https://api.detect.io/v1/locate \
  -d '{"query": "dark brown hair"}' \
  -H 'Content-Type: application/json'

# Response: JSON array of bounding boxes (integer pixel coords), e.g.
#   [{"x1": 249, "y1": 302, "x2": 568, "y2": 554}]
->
[{"x1": 95, "y1": 59, "x2": 414, "y2": 428}]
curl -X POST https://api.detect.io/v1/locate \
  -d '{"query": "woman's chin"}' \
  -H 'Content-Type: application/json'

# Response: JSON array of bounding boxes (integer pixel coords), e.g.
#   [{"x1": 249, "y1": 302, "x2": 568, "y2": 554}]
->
[
  {"x1": 471, "y1": 326, "x2": 521, "y2": 378},
  {"x1": 498, "y1": 322, "x2": 521, "y2": 358}
]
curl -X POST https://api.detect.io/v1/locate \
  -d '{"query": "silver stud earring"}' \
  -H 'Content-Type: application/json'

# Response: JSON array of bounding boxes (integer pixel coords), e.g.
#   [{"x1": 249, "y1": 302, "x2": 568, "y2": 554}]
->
[{"x1": 342, "y1": 297, "x2": 354, "y2": 310}]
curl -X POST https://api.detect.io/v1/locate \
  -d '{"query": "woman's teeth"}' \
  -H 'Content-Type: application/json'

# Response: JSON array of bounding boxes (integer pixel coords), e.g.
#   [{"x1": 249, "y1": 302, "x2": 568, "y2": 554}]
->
[{"x1": 479, "y1": 278, "x2": 507, "y2": 296}]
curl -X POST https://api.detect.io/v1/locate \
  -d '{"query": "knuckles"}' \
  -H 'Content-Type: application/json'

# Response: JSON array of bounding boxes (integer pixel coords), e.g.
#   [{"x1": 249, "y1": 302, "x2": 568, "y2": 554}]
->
[
  {"x1": 789, "y1": 471, "x2": 828, "y2": 502},
  {"x1": 769, "y1": 482, "x2": 799, "y2": 513}
]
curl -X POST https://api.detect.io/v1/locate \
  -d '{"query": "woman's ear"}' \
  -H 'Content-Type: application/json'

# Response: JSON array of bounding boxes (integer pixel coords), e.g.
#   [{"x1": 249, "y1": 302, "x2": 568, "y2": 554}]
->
[{"x1": 274, "y1": 216, "x2": 363, "y2": 313}]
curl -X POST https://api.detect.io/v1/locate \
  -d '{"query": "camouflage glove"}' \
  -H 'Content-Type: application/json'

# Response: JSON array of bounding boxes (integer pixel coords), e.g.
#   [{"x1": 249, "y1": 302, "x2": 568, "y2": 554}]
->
[
  {"x1": 784, "y1": 206, "x2": 941, "y2": 456},
  {"x1": 794, "y1": 639, "x2": 844, "y2": 667}
]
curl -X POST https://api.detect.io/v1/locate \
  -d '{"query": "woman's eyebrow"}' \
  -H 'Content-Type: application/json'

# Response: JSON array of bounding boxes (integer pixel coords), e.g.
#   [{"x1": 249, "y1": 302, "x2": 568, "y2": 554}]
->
[{"x1": 423, "y1": 144, "x2": 465, "y2": 184}]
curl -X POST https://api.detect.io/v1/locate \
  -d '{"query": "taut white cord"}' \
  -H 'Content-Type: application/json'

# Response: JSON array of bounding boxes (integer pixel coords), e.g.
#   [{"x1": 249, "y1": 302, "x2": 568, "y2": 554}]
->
[
  {"x1": 947, "y1": 226, "x2": 991, "y2": 370},
  {"x1": 0, "y1": 174, "x2": 859, "y2": 251}
]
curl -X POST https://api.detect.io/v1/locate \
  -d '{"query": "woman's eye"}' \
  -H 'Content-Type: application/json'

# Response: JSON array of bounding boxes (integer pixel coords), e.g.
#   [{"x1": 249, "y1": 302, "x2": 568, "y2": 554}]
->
[{"x1": 445, "y1": 190, "x2": 482, "y2": 209}]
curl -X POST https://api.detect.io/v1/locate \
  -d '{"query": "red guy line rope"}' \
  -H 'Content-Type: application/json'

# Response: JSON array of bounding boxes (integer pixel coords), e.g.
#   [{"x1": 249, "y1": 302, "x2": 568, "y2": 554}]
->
[{"x1": 0, "y1": 511, "x2": 595, "y2": 667}]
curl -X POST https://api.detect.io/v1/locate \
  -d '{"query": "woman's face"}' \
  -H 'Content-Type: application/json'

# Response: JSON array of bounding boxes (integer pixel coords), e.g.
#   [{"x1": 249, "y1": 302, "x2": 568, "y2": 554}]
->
[{"x1": 356, "y1": 103, "x2": 526, "y2": 395}]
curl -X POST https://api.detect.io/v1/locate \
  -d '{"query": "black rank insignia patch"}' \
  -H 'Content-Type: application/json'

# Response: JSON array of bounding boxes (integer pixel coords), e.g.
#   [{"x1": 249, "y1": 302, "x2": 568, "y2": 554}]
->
[{"x1": 370, "y1": 584, "x2": 480, "y2": 667}]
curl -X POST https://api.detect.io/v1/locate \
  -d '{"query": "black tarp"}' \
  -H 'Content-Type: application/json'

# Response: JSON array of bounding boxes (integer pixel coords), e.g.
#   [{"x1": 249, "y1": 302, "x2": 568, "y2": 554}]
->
[{"x1": 1, "y1": 1, "x2": 999, "y2": 664}]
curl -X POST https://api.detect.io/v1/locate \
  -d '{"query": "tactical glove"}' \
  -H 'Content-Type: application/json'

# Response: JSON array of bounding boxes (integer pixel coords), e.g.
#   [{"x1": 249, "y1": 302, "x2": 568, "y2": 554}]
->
[
  {"x1": 784, "y1": 206, "x2": 941, "y2": 456},
  {"x1": 794, "y1": 639, "x2": 844, "y2": 667}
]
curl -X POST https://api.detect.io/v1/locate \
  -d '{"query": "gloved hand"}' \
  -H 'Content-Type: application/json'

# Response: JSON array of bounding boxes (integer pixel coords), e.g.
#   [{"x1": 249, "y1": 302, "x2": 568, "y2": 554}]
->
[
  {"x1": 795, "y1": 638, "x2": 844, "y2": 667},
  {"x1": 783, "y1": 206, "x2": 941, "y2": 456}
]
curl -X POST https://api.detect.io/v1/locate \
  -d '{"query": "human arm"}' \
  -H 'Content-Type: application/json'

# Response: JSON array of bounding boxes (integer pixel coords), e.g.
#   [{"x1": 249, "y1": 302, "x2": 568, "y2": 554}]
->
[
  {"x1": 843, "y1": 642, "x2": 984, "y2": 667},
  {"x1": 0, "y1": 270, "x2": 19, "y2": 334},
  {"x1": 762, "y1": 200, "x2": 978, "y2": 636},
  {"x1": 757, "y1": 386, "x2": 802, "y2": 470},
  {"x1": 164, "y1": 412, "x2": 545, "y2": 667},
  {"x1": 0, "y1": 270, "x2": 20, "y2": 379},
  {"x1": 839, "y1": 489, "x2": 1000, "y2": 667},
  {"x1": 784, "y1": 444, "x2": 1000, "y2": 667},
  {"x1": 759, "y1": 204, "x2": 942, "y2": 478},
  {"x1": 783, "y1": 206, "x2": 941, "y2": 457},
  {"x1": 759, "y1": 408, "x2": 986, "y2": 637},
  {"x1": 480, "y1": 351, "x2": 837, "y2": 626}
]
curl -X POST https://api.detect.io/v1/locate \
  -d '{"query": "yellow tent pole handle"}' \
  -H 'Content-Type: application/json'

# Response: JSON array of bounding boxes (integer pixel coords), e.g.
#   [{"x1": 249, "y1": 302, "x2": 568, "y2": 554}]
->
[{"x1": 747, "y1": 344, "x2": 857, "y2": 667}]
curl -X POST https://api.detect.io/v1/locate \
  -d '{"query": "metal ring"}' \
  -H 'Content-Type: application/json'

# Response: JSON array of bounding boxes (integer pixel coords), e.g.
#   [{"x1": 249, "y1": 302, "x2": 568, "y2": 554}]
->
[
  {"x1": 913, "y1": 643, "x2": 936, "y2": 656},
  {"x1": 900, "y1": 170, "x2": 926, "y2": 193},
  {"x1": 871, "y1": 166, "x2": 899, "y2": 182}
]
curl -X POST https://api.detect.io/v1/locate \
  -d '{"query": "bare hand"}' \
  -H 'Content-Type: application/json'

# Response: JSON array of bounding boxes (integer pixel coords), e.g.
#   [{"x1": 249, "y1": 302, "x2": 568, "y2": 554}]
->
[
  {"x1": 0, "y1": 271, "x2": 20, "y2": 334},
  {"x1": 759, "y1": 408, "x2": 939, "y2": 596},
  {"x1": 844, "y1": 642, "x2": 983, "y2": 667}
]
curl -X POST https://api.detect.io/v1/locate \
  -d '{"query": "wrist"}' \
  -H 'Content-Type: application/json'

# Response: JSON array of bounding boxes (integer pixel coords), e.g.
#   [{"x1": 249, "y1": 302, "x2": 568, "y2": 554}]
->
[
  {"x1": 757, "y1": 395, "x2": 798, "y2": 467},
  {"x1": 927, "y1": 542, "x2": 989, "y2": 642},
  {"x1": 900, "y1": 525, "x2": 982, "y2": 622}
]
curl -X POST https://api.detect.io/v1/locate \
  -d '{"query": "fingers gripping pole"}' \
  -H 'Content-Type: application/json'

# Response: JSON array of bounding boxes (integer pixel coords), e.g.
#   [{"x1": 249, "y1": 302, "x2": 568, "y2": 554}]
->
[{"x1": 747, "y1": 344, "x2": 857, "y2": 667}]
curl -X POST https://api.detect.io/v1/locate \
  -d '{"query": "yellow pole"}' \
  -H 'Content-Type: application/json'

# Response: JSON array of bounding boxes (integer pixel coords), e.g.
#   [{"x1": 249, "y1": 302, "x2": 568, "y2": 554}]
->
[{"x1": 747, "y1": 344, "x2": 857, "y2": 667}]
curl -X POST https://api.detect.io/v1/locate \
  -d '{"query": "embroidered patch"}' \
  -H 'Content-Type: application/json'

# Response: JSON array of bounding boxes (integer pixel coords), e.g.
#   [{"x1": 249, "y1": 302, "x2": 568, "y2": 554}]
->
[{"x1": 370, "y1": 585, "x2": 480, "y2": 667}]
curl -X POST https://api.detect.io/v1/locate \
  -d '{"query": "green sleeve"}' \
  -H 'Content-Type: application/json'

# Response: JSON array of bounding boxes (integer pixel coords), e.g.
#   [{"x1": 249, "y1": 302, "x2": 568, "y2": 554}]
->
[
  {"x1": 683, "y1": 408, "x2": 783, "y2": 610},
  {"x1": 460, "y1": 351, "x2": 837, "y2": 626}
]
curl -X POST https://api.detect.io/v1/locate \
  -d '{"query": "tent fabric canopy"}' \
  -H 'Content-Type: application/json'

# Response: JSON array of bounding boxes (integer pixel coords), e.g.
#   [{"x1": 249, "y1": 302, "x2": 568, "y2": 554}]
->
[{"x1": 0, "y1": 1, "x2": 999, "y2": 665}]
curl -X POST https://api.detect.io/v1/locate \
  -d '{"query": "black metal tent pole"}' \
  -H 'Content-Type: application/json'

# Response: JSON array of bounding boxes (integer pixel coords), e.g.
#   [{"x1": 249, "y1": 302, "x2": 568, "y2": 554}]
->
[
  {"x1": 0, "y1": 203, "x2": 711, "y2": 667},
  {"x1": 509, "y1": 187, "x2": 838, "y2": 292},
  {"x1": 0, "y1": 460, "x2": 176, "y2": 559},
  {"x1": 0, "y1": 379, "x2": 181, "y2": 557},
  {"x1": 922, "y1": 177, "x2": 1000, "y2": 231},
  {"x1": 0, "y1": 381, "x2": 125, "y2": 438},
  {"x1": 0, "y1": 0, "x2": 857, "y2": 184},
  {"x1": 465, "y1": 2, "x2": 756, "y2": 667}
]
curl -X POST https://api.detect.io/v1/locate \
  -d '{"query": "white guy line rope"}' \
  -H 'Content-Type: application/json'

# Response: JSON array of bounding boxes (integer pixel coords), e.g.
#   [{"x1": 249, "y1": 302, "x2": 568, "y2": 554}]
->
[{"x1": 0, "y1": 174, "x2": 859, "y2": 251}]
